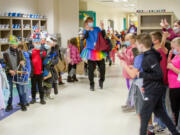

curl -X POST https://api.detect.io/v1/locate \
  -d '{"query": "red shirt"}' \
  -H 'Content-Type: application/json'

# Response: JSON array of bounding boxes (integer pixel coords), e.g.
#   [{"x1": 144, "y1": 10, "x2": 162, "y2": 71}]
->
[
  {"x1": 157, "y1": 48, "x2": 168, "y2": 85},
  {"x1": 32, "y1": 49, "x2": 45, "y2": 75}
]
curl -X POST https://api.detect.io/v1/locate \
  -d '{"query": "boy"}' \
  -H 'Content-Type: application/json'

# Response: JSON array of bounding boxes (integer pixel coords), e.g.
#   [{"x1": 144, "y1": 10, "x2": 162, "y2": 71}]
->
[
  {"x1": 3, "y1": 35, "x2": 27, "y2": 111},
  {"x1": 30, "y1": 30, "x2": 46, "y2": 105},
  {"x1": 136, "y1": 33, "x2": 180, "y2": 135},
  {"x1": 151, "y1": 31, "x2": 169, "y2": 132}
]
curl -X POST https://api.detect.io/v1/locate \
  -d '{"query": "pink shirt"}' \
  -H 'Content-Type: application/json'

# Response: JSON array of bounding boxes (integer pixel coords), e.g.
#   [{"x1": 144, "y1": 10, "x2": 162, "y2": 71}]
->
[
  {"x1": 118, "y1": 45, "x2": 135, "y2": 79},
  {"x1": 168, "y1": 55, "x2": 180, "y2": 88},
  {"x1": 68, "y1": 44, "x2": 82, "y2": 65}
]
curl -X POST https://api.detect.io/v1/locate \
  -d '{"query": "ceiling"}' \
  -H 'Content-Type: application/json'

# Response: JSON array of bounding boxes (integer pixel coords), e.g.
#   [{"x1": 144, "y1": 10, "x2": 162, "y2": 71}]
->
[{"x1": 80, "y1": 0, "x2": 138, "y2": 12}]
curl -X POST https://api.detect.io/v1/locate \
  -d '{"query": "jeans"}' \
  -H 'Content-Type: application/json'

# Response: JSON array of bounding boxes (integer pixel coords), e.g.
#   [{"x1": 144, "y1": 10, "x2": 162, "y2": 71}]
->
[
  {"x1": 24, "y1": 84, "x2": 30, "y2": 104},
  {"x1": 7, "y1": 75, "x2": 27, "y2": 106}
]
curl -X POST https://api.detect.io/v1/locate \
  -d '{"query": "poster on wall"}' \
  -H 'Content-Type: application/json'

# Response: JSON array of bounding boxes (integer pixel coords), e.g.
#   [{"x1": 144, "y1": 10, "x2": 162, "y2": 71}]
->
[{"x1": 79, "y1": 11, "x2": 96, "y2": 27}]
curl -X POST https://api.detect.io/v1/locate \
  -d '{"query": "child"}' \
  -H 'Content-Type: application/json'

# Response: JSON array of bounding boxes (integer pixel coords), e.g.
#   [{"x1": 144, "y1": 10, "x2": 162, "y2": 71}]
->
[
  {"x1": 151, "y1": 31, "x2": 169, "y2": 131},
  {"x1": 3, "y1": 35, "x2": 27, "y2": 111},
  {"x1": 43, "y1": 36, "x2": 59, "y2": 99},
  {"x1": 110, "y1": 33, "x2": 117, "y2": 64},
  {"x1": 18, "y1": 43, "x2": 31, "y2": 106},
  {"x1": 120, "y1": 46, "x2": 144, "y2": 113},
  {"x1": 136, "y1": 33, "x2": 180, "y2": 135},
  {"x1": 30, "y1": 30, "x2": 46, "y2": 105},
  {"x1": 118, "y1": 34, "x2": 136, "y2": 110},
  {"x1": 167, "y1": 37, "x2": 180, "y2": 127},
  {"x1": 161, "y1": 19, "x2": 180, "y2": 41},
  {"x1": 67, "y1": 38, "x2": 82, "y2": 82},
  {"x1": 118, "y1": 33, "x2": 136, "y2": 90}
]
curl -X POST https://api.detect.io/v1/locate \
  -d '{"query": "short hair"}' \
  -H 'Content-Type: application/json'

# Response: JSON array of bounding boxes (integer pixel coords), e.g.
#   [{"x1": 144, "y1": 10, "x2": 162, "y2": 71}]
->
[
  {"x1": 70, "y1": 37, "x2": 78, "y2": 47},
  {"x1": 136, "y1": 33, "x2": 152, "y2": 49},
  {"x1": 85, "y1": 17, "x2": 94, "y2": 24},
  {"x1": 121, "y1": 44, "x2": 127, "y2": 48},
  {"x1": 126, "y1": 33, "x2": 136, "y2": 40},
  {"x1": 18, "y1": 42, "x2": 28, "y2": 51},
  {"x1": 151, "y1": 31, "x2": 162, "y2": 42},
  {"x1": 172, "y1": 37, "x2": 180, "y2": 46},
  {"x1": 174, "y1": 20, "x2": 180, "y2": 25}
]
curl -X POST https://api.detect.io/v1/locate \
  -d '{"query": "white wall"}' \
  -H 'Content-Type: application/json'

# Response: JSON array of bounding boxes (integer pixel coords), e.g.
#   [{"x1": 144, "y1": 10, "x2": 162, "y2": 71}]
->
[
  {"x1": 87, "y1": 1, "x2": 126, "y2": 31},
  {"x1": 137, "y1": 0, "x2": 180, "y2": 19},
  {"x1": 38, "y1": 0, "x2": 56, "y2": 34},
  {"x1": 0, "y1": 0, "x2": 38, "y2": 13},
  {"x1": 58, "y1": 0, "x2": 79, "y2": 47}
]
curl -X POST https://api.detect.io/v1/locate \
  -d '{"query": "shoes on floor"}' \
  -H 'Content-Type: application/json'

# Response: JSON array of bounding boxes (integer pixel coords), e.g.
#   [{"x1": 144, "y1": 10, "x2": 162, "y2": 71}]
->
[
  {"x1": 21, "y1": 105, "x2": 27, "y2": 111},
  {"x1": 40, "y1": 99, "x2": 46, "y2": 105},
  {"x1": 122, "y1": 106, "x2": 135, "y2": 112},
  {"x1": 121, "y1": 105, "x2": 128, "y2": 109},
  {"x1": 5, "y1": 105, "x2": 13, "y2": 112},
  {"x1": 73, "y1": 75, "x2": 78, "y2": 82},
  {"x1": 67, "y1": 76, "x2": 74, "y2": 83},
  {"x1": 59, "y1": 82, "x2": 65, "y2": 85},
  {"x1": 30, "y1": 99, "x2": 36, "y2": 104},
  {"x1": 90, "y1": 85, "x2": 95, "y2": 91},
  {"x1": 147, "y1": 125, "x2": 155, "y2": 135},
  {"x1": 99, "y1": 81, "x2": 103, "y2": 89}
]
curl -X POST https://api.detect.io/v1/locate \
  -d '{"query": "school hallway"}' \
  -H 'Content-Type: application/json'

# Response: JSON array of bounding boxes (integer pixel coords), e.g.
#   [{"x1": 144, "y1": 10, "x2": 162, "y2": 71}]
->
[{"x1": 0, "y1": 62, "x2": 142, "y2": 135}]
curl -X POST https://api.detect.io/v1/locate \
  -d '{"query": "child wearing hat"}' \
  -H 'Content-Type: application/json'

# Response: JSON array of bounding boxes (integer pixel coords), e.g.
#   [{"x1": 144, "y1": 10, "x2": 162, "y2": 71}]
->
[
  {"x1": 30, "y1": 29, "x2": 46, "y2": 105},
  {"x1": 3, "y1": 35, "x2": 27, "y2": 111}
]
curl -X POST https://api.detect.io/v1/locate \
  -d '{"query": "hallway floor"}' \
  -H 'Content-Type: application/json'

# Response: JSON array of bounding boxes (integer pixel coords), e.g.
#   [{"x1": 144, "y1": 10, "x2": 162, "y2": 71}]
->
[{"x1": 0, "y1": 63, "x2": 168, "y2": 135}]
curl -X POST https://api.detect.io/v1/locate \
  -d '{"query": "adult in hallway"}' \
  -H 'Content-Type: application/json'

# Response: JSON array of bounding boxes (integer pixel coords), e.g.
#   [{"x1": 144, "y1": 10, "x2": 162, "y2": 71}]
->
[{"x1": 81, "y1": 17, "x2": 107, "y2": 91}]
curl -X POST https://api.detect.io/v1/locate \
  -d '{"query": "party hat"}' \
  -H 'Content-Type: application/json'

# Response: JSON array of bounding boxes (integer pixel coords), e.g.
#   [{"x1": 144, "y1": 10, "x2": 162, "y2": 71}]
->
[
  {"x1": 9, "y1": 35, "x2": 19, "y2": 45},
  {"x1": 32, "y1": 29, "x2": 41, "y2": 42}
]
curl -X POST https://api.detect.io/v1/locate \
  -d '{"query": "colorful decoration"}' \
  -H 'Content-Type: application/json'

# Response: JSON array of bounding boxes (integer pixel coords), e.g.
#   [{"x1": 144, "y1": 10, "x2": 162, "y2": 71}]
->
[
  {"x1": 128, "y1": 24, "x2": 137, "y2": 34},
  {"x1": 79, "y1": 11, "x2": 96, "y2": 27},
  {"x1": 80, "y1": 48, "x2": 107, "y2": 61},
  {"x1": 32, "y1": 29, "x2": 41, "y2": 42}
]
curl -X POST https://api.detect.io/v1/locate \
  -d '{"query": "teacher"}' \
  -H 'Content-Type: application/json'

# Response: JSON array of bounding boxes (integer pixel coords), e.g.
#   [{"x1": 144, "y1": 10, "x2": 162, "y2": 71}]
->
[{"x1": 81, "y1": 17, "x2": 107, "y2": 91}]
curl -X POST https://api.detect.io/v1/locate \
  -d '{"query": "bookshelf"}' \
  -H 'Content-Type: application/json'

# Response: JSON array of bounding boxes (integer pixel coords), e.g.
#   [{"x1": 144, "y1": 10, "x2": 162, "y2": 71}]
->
[
  {"x1": 137, "y1": 12, "x2": 174, "y2": 34},
  {"x1": 0, "y1": 16, "x2": 47, "y2": 51}
]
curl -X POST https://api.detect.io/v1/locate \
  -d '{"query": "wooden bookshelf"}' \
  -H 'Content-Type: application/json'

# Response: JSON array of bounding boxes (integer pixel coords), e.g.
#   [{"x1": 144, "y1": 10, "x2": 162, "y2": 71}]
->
[
  {"x1": 137, "y1": 12, "x2": 174, "y2": 34},
  {"x1": 0, "y1": 16, "x2": 47, "y2": 51}
]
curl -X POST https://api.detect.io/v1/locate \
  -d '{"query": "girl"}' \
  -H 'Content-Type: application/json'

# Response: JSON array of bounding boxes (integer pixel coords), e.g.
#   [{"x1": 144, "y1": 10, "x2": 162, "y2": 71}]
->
[
  {"x1": 67, "y1": 38, "x2": 82, "y2": 82},
  {"x1": 167, "y1": 37, "x2": 180, "y2": 126},
  {"x1": 110, "y1": 33, "x2": 117, "y2": 64}
]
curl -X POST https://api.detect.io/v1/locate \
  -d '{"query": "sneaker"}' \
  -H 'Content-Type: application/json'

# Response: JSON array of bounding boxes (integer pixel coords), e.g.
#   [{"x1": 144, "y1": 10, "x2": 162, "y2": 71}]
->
[
  {"x1": 121, "y1": 105, "x2": 128, "y2": 109},
  {"x1": 90, "y1": 85, "x2": 95, "y2": 91},
  {"x1": 21, "y1": 105, "x2": 27, "y2": 111},
  {"x1": 59, "y1": 82, "x2": 65, "y2": 85},
  {"x1": 73, "y1": 75, "x2": 78, "y2": 82},
  {"x1": 109, "y1": 61, "x2": 112, "y2": 66},
  {"x1": 122, "y1": 106, "x2": 135, "y2": 112},
  {"x1": 26, "y1": 103, "x2": 30, "y2": 107},
  {"x1": 30, "y1": 99, "x2": 36, "y2": 104},
  {"x1": 155, "y1": 127, "x2": 166, "y2": 133},
  {"x1": 5, "y1": 105, "x2": 13, "y2": 112},
  {"x1": 99, "y1": 81, "x2": 103, "y2": 89},
  {"x1": 147, "y1": 130, "x2": 155, "y2": 135},
  {"x1": 67, "y1": 76, "x2": 74, "y2": 83},
  {"x1": 147, "y1": 125, "x2": 155, "y2": 135},
  {"x1": 40, "y1": 100, "x2": 46, "y2": 105}
]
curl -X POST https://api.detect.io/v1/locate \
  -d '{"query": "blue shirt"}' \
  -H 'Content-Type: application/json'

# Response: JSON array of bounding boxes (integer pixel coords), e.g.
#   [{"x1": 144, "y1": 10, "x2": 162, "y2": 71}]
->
[
  {"x1": 84, "y1": 27, "x2": 101, "y2": 50},
  {"x1": 133, "y1": 54, "x2": 144, "y2": 72}
]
